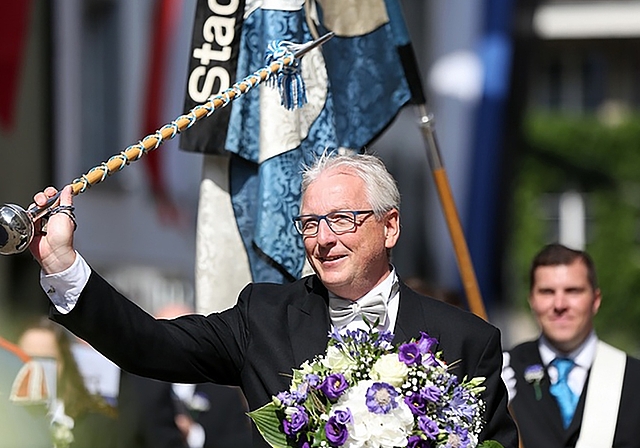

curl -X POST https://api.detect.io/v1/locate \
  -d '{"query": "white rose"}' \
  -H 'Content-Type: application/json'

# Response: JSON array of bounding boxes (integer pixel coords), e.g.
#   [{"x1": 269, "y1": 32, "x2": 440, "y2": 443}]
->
[
  {"x1": 335, "y1": 380, "x2": 414, "y2": 448},
  {"x1": 370, "y1": 354, "x2": 409, "y2": 387},
  {"x1": 322, "y1": 345, "x2": 355, "y2": 372}
]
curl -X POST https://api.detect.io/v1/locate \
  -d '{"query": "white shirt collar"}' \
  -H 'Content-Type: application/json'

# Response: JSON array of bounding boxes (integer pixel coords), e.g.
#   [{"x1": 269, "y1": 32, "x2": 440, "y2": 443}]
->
[
  {"x1": 358, "y1": 267, "x2": 398, "y2": 305},
  {"x1": 538, "y1": 330, "x2": 598, "y2": 369}
]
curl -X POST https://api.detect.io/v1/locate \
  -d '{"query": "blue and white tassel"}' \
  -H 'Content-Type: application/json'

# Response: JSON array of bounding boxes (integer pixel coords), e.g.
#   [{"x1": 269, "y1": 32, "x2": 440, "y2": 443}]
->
[{"x1": 264, "y1": 39, "x2": 308, "y2": 110}]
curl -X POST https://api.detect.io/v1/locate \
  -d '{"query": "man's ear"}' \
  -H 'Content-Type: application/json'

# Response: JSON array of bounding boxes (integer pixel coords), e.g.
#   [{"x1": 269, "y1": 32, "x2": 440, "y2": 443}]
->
[{"x1": 384, "y1": 209, "x2": 400, "y2": 249}]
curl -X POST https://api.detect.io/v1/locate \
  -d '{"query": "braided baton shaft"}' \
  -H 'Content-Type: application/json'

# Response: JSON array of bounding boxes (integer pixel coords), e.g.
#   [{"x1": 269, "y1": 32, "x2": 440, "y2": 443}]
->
[{"x1": 69, "y1": 54, "x2": 297, "y2": 196}]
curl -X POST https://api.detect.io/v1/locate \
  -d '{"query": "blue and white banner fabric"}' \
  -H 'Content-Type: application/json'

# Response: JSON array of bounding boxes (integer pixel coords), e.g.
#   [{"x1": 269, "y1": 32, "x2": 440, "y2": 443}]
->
[
  {"x1": 190, "y1": 0, "x2": 413, "y2": 312},
  {"x1": 226, "y1": 0, "x2": 412, "y2": 282}
]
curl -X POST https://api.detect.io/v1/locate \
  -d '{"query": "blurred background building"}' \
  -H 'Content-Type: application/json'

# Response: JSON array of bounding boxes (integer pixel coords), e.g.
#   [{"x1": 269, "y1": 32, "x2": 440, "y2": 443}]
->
[{"x1": 1, "y1": 0, "x2": 640, "y2": 353}]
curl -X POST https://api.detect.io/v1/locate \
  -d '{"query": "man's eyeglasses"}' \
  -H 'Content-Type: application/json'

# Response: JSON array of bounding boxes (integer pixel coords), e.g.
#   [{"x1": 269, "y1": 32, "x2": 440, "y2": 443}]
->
[{"x1": 293, "y1": 210, "x2": 374, "y2": 236}]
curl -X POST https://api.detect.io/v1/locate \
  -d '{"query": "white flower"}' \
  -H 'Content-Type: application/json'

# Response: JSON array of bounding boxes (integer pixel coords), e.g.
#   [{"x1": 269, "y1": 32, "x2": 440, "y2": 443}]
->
[
  {"x1": 49, "y1": 399, "x2": 75, "y2": 448},
  {"x1": 51, "y1": 422, "x2": 74, "y2": 448},
  {"x1": 335, "y1": 380, "x2": 414, "y2": 448},
  {"x1": 524, "y1": 364, "x2": 544, "y2": 383},
  {"x1": 370, "y1": 354, "x2": 409, "y2": 387},
  {"x1": 323, "y1": 345, "x2": 356, "y2": 372}
]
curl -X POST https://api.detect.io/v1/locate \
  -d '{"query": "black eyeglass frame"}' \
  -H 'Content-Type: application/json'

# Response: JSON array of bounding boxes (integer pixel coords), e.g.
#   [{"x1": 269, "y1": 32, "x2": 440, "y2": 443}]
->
[{"x1": 292, "y1": 210, "x2": 375, "y2": 236}]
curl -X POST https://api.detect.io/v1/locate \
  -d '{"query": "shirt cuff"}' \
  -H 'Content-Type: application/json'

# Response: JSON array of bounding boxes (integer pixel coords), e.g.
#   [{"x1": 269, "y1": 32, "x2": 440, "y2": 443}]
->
[{"x1": 40, "y1": 252, "x2": 91, "y2": 314}]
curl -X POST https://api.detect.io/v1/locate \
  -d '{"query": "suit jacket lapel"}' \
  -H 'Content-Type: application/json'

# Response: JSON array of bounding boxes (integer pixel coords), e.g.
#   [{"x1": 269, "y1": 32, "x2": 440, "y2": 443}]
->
[
  {"x1": 288, "y1": 277, "x2": 331, "y2": 367},
  {"x1": 392, "y1": 284, "x2": 428, "y2": 345}
]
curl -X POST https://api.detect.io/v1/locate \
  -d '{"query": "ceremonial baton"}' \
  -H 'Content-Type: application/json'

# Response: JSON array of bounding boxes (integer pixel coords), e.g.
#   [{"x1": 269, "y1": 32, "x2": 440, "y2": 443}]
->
[{"x1": 0, "y1": 32, "x2": 334, "y2": 256}]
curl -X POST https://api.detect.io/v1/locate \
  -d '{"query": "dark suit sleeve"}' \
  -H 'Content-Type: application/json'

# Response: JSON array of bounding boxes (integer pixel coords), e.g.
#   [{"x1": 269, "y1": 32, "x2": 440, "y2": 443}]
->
[{"x1": 50, "y1": 270, "x2": 250, "y2": 385}]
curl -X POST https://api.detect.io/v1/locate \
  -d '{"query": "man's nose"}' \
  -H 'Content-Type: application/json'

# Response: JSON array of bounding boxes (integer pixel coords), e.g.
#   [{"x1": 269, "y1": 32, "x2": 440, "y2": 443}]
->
[
  {"x1": 315, "y1": 218, "x2": 336, "y2": 243},
  {"x1": 553, "y1": 293, "x2": 568, "y2": 309}
]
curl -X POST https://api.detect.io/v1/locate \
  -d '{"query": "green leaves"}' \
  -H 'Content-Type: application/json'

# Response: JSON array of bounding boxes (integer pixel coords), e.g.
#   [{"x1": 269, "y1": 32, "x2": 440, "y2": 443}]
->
[
  {"x1": 248, "y1": 402, "x2": 293, "y2": 448},
  {"x1": 478, "y1": 441, "x2": 505, "y2": 448}
]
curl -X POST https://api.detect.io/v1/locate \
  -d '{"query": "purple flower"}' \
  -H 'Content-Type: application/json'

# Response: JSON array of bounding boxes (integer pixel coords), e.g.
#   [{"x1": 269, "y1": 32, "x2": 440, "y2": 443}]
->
[
  {"x1": 295, "y1": 383, "x2": 309, "y2": 401},
  {"x1": 282, "y1": 406, "x2": 308, "y2": 436},
  {"x1": 399, "y1": 342, "x2": 422, "y2": 366},
  {"x1": 404, "y1": 391, "x2": 427, "y2": 416},
  {"x1": 297, "y1": 434, "x2": 311, "y2": 448},
  {"x1": 443, "y1": 427, "x2": 471, "y2": 448},
  {"x1": 420, "y1": 385, "x2": 442, "y2": 403},
  {"x1": 365, "y1": 382, "x2": 399, "y2": 414},
  {"x1": 329, "y1": 328, "x2": 344, "y2": 343},
  {"x1": 277, "y1": 391, "x2": 299, "y2": 406},
  {"x1": 421, "y1": 352, "x2": 438, "y2": 367},
  {"x1": 332, "y1": 409, "x2": 352, "y2": 425},
  {"x1": 375, "y1": 330, "x2": 395, "y2": 347},
  {"x1": 442, "y1": 375, "x2": 459, "y2": 393},
  {"x1": 319, "y1": 373, "x2": 349, "y2": 401},
  {"x1": 304, "y1": 373, "x2": 320, "y2": 388},
  {"x1": 325, "y1": 410, "x2": 351, "y2": 446},
  {"x1": 448, "y1": 389, "x2": 475, "y2": 421},
  {"x1": 418, "y1": 415, "x2": 440, "y2": 439},
  {"x1": 416, "y1": 332, "x2": 438, "y2": 354},
  {"x1": 408, "y1": 435, "x2": 433, "y2": 448}
]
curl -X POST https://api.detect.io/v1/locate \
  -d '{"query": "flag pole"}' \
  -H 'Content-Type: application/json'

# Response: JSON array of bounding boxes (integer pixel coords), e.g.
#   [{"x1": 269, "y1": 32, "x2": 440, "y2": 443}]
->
[
  {"x1": 386, "y1": 0, "x2": 487, "y2": 319},
  {"x1": 415, "y1": 102, "x2": 487, "y2": 320}
]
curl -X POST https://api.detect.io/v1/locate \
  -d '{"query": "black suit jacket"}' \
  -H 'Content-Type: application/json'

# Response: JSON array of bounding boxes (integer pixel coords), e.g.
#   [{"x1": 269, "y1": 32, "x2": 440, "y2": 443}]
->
[
  {"x1": 52, "y1": 271, "x2": 518, "y2": 447},
  {"x1": 508, "y1": 340, "x2": 640, "y2": 448}
]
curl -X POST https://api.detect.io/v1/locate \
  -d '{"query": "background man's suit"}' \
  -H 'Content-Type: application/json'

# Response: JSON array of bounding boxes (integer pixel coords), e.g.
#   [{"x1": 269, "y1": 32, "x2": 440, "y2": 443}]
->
[
  {"x1": 508, "y1": 340, "x2": 640, "y2": 447},
  {"x1": 118, "y1": 372, "x2": 253, "y2": 448},
  {"x1": 52, "y1": 271, "x2": 518, "y2": 447},
  {"x1": 117, "y1": 371, "x2": 190, "y2": 448},
  {"x1": 187, "y1": 383, "x2": 253, "y2": 448}
]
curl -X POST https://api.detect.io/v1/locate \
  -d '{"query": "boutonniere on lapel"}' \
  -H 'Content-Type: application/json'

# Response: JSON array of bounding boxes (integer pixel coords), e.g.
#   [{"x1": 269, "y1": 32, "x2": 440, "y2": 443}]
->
[{"x1": 524, "y1": 364, "x2": 545, "y2": 400}]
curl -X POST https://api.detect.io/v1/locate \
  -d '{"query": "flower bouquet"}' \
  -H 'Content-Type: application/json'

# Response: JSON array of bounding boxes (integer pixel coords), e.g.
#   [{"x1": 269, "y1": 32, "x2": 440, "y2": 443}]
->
[{"x1": 248, "y1": 328, "x2": 504, "y2": 448}]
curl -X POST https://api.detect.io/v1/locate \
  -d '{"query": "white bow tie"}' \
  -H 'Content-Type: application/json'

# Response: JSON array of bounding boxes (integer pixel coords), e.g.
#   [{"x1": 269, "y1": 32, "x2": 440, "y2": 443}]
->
[{"x1": 329, "y1": 292, "x2": 388, "y2": 329}]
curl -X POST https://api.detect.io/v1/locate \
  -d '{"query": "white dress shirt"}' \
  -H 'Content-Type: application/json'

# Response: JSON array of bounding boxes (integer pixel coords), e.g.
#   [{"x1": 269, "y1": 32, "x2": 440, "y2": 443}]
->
[
  {"x1": 538, "y1": 331, "x2": 597, "y2": 398},
  {"x1": 501, "y1": 331, "x2": 598, "y2": 403}
]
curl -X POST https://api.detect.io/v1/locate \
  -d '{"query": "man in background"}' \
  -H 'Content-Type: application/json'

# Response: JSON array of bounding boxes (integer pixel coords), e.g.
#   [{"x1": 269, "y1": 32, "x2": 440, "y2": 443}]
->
[
  {"x1": 0, "y1": 335, "x2": 51, "y2": 448},
  {"x1": 117, "y1": 303, "x2": 252, "y2": 448},
  {"x1": 503, "y1": 243, "x2": 640, "y2": 447}
]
